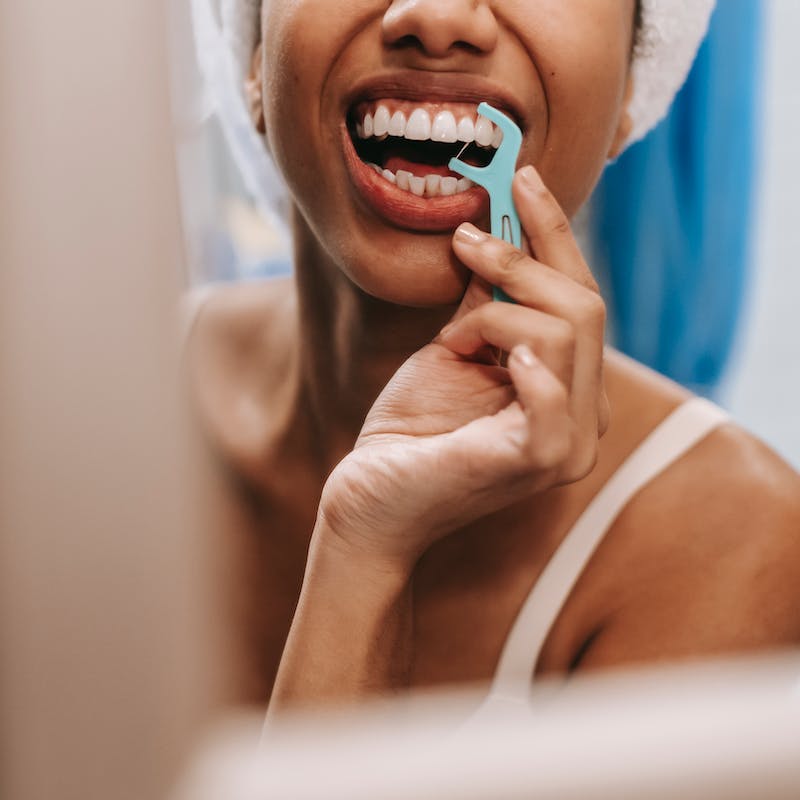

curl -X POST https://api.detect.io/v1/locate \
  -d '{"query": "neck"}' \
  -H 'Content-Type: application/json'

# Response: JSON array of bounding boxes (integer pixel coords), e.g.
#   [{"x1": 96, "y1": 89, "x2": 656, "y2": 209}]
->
[{"x1": 290, "y1": 212, "x2": 454, "y2": 469}]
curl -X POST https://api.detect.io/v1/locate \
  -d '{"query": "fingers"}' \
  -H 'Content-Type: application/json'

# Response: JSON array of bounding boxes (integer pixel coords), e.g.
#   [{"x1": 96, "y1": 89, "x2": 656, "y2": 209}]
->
[
  {"x1": 450, "y1": 343, "x2": 601, "y2": 497},
  {"x1": 448, "y1": 165, "x2": 609, "y2": 471},
  {"x1": 450, "y1": 223, "x2": 607, "y2": 440},
  {"x1": 507, "y1": 345, "x2": 574, "y2": 472},
  {"x1": 452, "y1": 346, "x2": 577, "y2": 485},
  {"x1": 452, "y1": 223, "x2": 606, "y2": 341},
  {"x1": 512, "y1": 165, "x2": 599, "y2": 293},
  {"x1": 438, "y1": 301, "x2": 575, "y2": 390}
]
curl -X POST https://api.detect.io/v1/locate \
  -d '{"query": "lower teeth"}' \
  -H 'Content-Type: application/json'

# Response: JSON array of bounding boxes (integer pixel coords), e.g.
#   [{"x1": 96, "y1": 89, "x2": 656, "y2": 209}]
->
[{"x1": 368, "y1": 163, "x2": 473, "y2": 198}]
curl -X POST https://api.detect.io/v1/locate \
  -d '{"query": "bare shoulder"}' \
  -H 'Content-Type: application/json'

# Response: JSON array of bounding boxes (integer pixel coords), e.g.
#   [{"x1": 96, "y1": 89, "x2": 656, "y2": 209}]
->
[
  {"x1": 659, "y1": 420, "x2": 800, "y2": 568},
  {"x1": 183, "y1": 278, "x2": 296, "y2": 468},
  {"x1": 184, "y1": 277, "x2": 295, "y2": 356},
  {"x1": 576, "y1": 353, "x2": 800, "y2": 669}
]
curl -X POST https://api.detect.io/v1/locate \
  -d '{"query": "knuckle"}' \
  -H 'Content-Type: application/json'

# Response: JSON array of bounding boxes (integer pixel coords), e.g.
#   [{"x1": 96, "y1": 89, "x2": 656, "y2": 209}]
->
[
  {"x1": 579, "y1": 291, "x2": 607, "y2": 327},
  {"x1": 550, "y1": 216, "x2": 572, "y2": 237},
  {"x1": 496, "y1": 246, "x2": 528, "y2": 281},
  {"x1": 579, "y1": 272, "x2": 602, "y2": 295},
  {"x1": 533, "y1": 191, "x2": 570, "y2": 233},
  {"x1": 564, "y1": 442, "x2": 599, "y2": 482},
  {"x1": 532, "y1": 205, "x2": 570, "y2": 241}
]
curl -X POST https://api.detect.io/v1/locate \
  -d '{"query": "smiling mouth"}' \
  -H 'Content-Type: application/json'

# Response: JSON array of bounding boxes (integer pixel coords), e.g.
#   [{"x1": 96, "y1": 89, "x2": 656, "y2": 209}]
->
[{"x1": 348, "y1": 99, "x2": 503, "y2": 198}]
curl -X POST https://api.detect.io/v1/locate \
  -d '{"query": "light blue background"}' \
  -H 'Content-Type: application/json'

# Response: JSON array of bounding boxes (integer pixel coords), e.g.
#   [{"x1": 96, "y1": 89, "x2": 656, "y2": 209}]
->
[{"x1": 723, "y1": 0, "x2": 800, "y2": 468}]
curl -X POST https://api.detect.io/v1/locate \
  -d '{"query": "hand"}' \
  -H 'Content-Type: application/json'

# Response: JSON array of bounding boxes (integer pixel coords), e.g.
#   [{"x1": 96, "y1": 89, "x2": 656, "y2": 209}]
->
[{"x1": 318, "y1": 165, "x2": 609, "y2": 570}]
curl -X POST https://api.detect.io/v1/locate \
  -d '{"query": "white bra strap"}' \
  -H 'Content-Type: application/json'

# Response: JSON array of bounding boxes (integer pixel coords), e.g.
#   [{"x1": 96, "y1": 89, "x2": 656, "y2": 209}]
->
[{"x1": 490, "y1": 397, "x2": 730, "y2": 698}]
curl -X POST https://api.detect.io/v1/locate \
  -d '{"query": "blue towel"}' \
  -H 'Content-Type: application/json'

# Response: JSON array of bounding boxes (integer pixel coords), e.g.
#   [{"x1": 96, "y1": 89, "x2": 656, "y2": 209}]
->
[{"x1": 591, "y1": 0, "x2": 763, "y2": 395}]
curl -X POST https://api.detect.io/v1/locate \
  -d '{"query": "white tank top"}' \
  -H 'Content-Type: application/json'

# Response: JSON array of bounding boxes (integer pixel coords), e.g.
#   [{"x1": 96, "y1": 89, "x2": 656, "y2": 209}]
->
[{"x1": 487, "y1": 396, "x2": 730, "y2": 703}]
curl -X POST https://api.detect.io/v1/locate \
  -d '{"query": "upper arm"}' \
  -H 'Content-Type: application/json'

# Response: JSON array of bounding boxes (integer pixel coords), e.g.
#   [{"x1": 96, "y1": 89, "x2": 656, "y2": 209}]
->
[{"x1": 575, "y1": 424, "x2": 800, "y2": 672}]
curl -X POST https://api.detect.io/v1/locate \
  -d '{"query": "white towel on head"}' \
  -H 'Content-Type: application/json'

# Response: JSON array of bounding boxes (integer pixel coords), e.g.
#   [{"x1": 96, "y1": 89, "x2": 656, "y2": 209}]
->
[
  {"x1": 629, "y1": 0, "x2": 716, "y2": 145},
  {"x1": 190, "y1": 0, "x2": 716, "y2": 219}
]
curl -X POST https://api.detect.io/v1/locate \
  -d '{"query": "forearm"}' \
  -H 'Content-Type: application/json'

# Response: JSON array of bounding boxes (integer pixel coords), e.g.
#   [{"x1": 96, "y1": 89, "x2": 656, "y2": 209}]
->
[{"x1": 268, "y1": 522, "x2": 414, "y2": 716}]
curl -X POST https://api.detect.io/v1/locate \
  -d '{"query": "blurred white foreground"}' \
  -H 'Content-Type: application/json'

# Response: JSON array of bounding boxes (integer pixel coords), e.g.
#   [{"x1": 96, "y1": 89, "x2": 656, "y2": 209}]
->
[{"x1": 177, "y1": 653, "x2": 800, "y2": 800}]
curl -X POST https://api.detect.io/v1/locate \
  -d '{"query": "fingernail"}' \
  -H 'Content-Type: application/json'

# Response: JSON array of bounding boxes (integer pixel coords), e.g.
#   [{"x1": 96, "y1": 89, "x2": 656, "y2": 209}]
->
[
  {"x1": 455, "y1": 224, "x2": 487, "y2": 244},
  {"x1": 519, "y1": 165, "x2": 540, "y2": 189},
  {"x1": 511, "y1": 344, "x2": 537, "y2": 368}
]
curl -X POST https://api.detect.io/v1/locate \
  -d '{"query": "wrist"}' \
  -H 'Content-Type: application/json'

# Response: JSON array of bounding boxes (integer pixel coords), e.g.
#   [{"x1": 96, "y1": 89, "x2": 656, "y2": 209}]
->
[
  {"x1": 268, "y1": 517, "x2": 415, "y2": 711},
  {"x1": 308, "y1": 516, "x2": 416, "y2": 593}
]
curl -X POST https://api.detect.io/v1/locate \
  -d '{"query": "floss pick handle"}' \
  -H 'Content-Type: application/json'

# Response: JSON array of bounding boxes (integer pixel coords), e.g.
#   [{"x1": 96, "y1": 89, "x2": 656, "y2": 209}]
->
[{"x1": 448, "y1": 102, "x2": 523, "y2": 303}]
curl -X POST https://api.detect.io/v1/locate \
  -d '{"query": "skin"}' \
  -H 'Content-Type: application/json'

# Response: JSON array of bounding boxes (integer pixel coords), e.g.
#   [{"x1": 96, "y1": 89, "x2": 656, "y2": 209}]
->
[{"x1": 188, "y1": 0, "x2": 800, "y2": 710}]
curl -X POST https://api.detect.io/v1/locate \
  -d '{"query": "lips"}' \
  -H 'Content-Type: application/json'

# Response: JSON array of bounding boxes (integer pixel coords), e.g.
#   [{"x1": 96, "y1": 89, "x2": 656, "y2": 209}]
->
[
  {"x1": 342, "y1": 124, "x2": 489, "y2": 232},
  {"x1": 338, "y1": 74, "x2": 528, "y2": 233}
]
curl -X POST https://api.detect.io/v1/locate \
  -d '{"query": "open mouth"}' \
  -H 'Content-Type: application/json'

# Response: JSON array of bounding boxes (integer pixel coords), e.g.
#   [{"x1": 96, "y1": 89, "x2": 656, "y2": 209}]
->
[
  {"x1": 349, "y1": 100, "x2": 503, "y2": 198},
  {"x1": 342, "y1": 99, "x2": 508, "y2": 232}
]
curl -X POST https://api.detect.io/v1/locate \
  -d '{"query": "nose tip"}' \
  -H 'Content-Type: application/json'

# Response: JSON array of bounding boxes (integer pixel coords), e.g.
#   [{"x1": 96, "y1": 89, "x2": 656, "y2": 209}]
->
[{"x1": 383, "y1": 0, "x2": 499, "y2": 59}]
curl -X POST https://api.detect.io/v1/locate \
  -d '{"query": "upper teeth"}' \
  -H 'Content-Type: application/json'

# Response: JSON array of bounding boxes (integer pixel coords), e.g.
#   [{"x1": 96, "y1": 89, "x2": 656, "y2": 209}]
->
[{"x1": 357, "y1": 104, "x2": 504, "y2": 149}]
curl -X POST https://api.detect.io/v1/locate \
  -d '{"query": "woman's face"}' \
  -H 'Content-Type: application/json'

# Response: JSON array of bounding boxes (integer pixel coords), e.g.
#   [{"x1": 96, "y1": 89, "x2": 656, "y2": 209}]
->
[{"x1": 255, "y1": 0, "x2": 635, "y2": 306}]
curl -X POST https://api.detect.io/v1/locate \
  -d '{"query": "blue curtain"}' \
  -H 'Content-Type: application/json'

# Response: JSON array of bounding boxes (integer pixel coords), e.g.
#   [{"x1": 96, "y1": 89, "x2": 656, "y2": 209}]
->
[{"x1": 591, "y1": 1, "x2": 763, "y2": 396}]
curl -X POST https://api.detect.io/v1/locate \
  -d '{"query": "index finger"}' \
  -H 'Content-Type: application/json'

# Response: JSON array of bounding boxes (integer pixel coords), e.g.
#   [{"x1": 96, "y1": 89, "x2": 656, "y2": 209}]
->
[{"x1": 512, "y1": 165, "x2": 600, "y2": 294}]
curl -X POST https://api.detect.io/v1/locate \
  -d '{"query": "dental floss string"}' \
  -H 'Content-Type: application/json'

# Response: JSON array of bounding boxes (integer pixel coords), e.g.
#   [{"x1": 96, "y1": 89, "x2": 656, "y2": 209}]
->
[{"x1": 449, "y1": 103, "x2": 523, "y2": 303}]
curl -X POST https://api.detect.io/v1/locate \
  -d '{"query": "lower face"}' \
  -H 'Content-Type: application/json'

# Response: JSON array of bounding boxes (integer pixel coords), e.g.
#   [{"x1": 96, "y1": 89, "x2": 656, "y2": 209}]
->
[{"x1": 262, "y1": 1, "x2": 634, "y2": 307}]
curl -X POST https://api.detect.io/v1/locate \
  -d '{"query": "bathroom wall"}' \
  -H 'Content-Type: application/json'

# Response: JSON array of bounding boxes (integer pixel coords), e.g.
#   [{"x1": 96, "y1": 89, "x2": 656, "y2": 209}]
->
[{"x1": 723, "y1": 0, "x2": 800, "y2": 468}]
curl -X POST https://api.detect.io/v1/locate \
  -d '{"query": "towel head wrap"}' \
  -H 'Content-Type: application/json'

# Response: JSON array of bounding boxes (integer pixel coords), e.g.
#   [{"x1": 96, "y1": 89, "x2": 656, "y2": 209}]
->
[{"x1": 190, "y1": 0, "x2": 716, "y2": 225}]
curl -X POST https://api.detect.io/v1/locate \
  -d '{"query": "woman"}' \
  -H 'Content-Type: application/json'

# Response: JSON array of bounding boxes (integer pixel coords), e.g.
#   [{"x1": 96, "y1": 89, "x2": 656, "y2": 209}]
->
[{"x1": 188, "y1": 0, "x2": 800, "y2": 712}]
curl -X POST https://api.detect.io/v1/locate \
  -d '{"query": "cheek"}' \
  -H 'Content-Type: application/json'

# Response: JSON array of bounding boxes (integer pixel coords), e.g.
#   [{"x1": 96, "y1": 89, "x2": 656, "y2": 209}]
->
[
  {"x1": 260, "y1": 3, "x2": 367, "y2": 225},
  {"x1": 541, "y1": 82, "x2": 628, "y2": 217},
  {"x1": 261, "y1": 0, "x2": 376, "y2": 158},
  {"x1": 261, "y1": 5, "x2": 321, "y2": 181},
  {"x1": 518, "y1": 1, "x2": 632, "y2": 215}
]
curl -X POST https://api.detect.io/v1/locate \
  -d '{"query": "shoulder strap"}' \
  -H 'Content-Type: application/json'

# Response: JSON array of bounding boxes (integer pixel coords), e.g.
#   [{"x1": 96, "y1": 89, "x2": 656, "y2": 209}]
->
[{"x1": 490, "y1": 396, "x2": 730, "y2": 699}]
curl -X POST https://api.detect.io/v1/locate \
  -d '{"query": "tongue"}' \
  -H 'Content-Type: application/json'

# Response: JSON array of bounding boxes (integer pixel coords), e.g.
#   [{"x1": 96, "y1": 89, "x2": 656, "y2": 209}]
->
[{"x1": 384, "y1": 156, "x2": 461, "y2": 178}]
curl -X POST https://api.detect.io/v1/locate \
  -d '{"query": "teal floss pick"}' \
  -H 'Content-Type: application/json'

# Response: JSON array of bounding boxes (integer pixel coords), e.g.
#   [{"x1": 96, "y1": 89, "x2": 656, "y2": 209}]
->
[{"x1": 449, "y1": 103, "x2": 523, "y2": 303}]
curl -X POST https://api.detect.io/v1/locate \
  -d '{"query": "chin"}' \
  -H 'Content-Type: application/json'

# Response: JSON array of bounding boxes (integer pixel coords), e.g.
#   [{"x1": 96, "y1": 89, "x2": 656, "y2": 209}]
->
[{"x1": 332, "y1": 229, "x2": 470, "y2": 308}]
